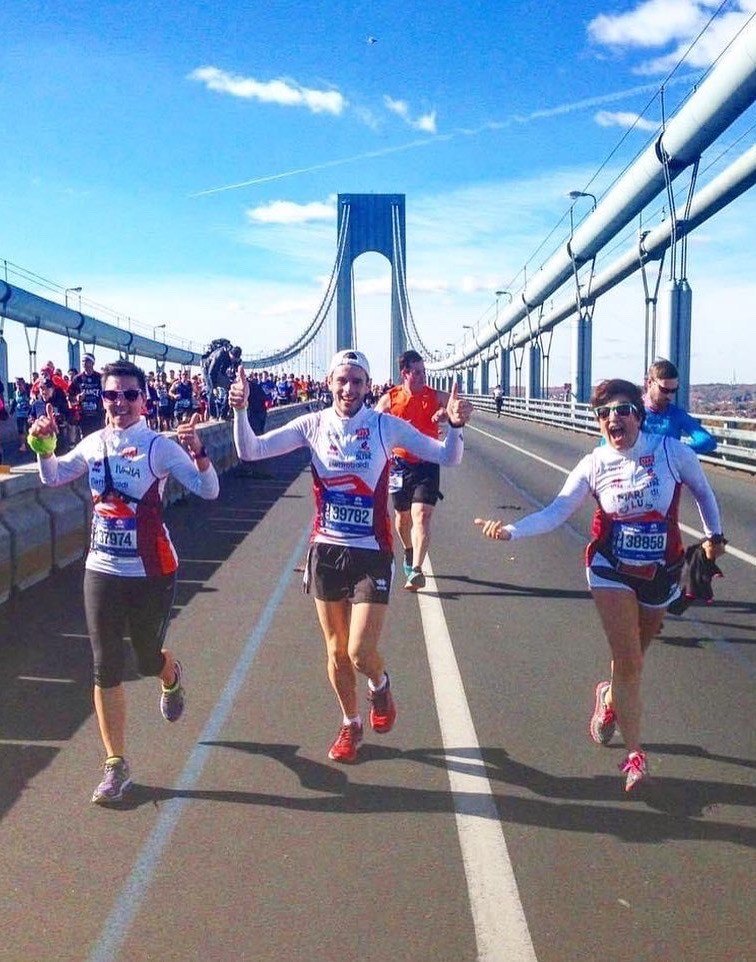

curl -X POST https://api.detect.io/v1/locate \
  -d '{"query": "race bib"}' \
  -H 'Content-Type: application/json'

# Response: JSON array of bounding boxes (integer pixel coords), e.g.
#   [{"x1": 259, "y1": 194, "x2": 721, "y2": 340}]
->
[
  {"x1": 388, "y1": 470, "x2": 404, "y2": 493},
  {"x1": 323, "y1": 491, "x2": 374, "y2": 537},
  {"x1": 92, "y1": 515, "x2": 138, "y2": 558},
  {"x1": 611, "y1": 520, "x2": 667, "y2": 564}
]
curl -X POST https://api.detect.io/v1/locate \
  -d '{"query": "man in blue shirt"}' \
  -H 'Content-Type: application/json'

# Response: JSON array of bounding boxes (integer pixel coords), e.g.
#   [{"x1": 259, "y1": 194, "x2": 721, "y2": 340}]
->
[{"x1": 643, "y1": 359, "x2": 717, "y2": 454}]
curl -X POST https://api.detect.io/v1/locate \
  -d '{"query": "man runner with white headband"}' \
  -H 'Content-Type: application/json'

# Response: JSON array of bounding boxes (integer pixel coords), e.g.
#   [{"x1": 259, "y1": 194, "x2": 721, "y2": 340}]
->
[{"x1": 229, "y1": 349, "x2": 473, "y2": 763}]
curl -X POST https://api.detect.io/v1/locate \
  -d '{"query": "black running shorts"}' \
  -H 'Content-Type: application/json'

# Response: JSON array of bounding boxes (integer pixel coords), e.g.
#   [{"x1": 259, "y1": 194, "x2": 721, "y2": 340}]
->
[
  {"x1": 390, "y1": 459, "x2": 441, "y2": 512},
  {"x1": 304, "y1": 543, "x2": 394, "y2": 604}
]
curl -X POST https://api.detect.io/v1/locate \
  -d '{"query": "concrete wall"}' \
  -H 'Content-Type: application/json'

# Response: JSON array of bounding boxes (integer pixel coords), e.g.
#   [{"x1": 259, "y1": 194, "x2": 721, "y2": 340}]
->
[{"x1": 0, "y1": 403, "x2": 313, "y2": 605}]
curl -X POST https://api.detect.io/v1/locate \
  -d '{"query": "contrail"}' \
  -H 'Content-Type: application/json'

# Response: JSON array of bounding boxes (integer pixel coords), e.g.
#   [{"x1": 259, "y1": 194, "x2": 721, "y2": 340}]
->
[
  {"x1": 190, "y1": 74, "x2": 698, "y2": 198},
  {"x1": 190, "y1": 137, "x2": 454, "y2": 197}
]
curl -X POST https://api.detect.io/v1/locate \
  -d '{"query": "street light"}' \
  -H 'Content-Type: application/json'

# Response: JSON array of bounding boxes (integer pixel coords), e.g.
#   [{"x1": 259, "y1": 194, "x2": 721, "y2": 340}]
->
[
  {"x1": 568, "y1": 190, "x2": 597, "y2": 235},
  {"x1": 64, "y1": 286, "x2": 82, "y2": 309},
  {"x1": 153, "y1": 323, "x2": 167, "y2": 341}
]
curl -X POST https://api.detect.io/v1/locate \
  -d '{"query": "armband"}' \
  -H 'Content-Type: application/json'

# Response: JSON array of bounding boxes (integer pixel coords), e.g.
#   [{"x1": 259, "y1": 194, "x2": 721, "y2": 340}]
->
[{"x1": 28, "y1": 433, "x2": 58, "y2": 456}]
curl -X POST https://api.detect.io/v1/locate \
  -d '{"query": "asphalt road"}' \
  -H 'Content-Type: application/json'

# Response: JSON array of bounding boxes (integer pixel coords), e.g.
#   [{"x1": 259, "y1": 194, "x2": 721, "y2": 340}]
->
[{"x1": 0, "y1": 412, "x2": 753, "y2": 962}]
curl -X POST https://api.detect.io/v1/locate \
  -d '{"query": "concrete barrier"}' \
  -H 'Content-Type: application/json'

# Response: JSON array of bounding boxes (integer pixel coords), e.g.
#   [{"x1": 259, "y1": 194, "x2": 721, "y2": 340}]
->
[
  {"x1": 0, "y1": 402, "x2": 318, "y2": 600},
  {"x1": 0, "y1": 470, "x2": 53, "y2": 591}
]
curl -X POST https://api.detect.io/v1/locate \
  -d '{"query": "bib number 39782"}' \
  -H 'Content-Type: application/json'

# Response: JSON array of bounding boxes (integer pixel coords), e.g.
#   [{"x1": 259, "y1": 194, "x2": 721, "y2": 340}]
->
[{"x1": 323, "y1": 492, "x2": 374, "y2": 537}]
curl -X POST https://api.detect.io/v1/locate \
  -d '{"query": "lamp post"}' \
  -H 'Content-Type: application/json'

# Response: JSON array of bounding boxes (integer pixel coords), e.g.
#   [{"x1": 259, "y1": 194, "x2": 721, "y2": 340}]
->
[
  {"x1": 64, "y1": 286, "x2": 82, "y2": 309},
  {"x1": 153, "y1": 323, "x2": 166, "y2": 341},
  {"x1": 568, "y1": 190, "x2": 597, "y2": 234}
]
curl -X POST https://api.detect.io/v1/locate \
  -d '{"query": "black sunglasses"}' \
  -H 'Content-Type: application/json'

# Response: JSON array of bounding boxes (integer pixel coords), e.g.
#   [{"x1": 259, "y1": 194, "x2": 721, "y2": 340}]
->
[
  {"x1": 654, "y1": 382, "x2": 677, "y2": 395},
  {"x1": 594, "y1": 402, "x2": 638, "y2": 420},
  {"x1": 102, "y1": 389, "x2": 141, "y2": 402}
]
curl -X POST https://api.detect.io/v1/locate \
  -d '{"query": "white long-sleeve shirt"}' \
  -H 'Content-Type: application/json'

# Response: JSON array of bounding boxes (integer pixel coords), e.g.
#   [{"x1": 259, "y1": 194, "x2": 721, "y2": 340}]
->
[
  {"x1": 506, "y1": 432, "x2": 722, "y2": 566},
  {"x1": 234, "y1": 403, "x2": 464, "y2": 551},
  {"x1": 39, "y1": 418, "x2": 219, "y2": 576}
]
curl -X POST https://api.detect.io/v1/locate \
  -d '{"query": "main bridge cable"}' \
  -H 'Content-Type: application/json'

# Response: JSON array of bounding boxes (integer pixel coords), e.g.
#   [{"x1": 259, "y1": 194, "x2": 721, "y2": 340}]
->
[
  {"x1": 437, "y1": 1, "x2": 747, "y2": 371},
  {"x1": 391, "y1": 203, "x2": 434, "y2": 359},
  {"x1": 250, "y1": 203, "x2": 351, "y2": 367}
]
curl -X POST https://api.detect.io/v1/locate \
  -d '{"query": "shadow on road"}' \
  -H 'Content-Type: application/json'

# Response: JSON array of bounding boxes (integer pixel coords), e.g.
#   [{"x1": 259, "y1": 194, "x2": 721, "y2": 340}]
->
[{"x1": 113, "y1": 738, "x2": 756, "y2": 848}]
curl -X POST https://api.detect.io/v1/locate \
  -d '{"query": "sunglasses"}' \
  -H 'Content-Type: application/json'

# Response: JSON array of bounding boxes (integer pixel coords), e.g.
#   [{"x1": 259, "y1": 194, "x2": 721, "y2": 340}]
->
[
  {"x1": 102, "y1": 389, "x2": 142, "y2": 402},
  {"x1": 594, "y1": 402, "x2": 638, "y2": 420},
  {"x1": 654, "y1": 382, "x2": 677, "y2": 395}
]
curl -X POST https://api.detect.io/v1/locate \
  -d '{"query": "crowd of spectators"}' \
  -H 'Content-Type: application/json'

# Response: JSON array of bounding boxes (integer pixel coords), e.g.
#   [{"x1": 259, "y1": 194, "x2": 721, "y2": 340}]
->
[{"x1": 0, "y1": 345, "x2": 398, "y2": 464}]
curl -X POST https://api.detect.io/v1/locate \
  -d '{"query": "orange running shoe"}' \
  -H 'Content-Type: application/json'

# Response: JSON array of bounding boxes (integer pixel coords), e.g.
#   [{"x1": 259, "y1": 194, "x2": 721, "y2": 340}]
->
[
  {"x1": 368, "y1": 674, "x2": 397, "y2": 733},
  {"x1": 328, "y1": 721, "x2": 364, "y2": 763}
]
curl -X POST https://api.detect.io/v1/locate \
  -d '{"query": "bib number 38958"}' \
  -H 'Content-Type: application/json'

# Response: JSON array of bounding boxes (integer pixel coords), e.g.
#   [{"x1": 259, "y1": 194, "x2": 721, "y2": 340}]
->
[{"x1": 611, "y1": 520, "x2": 667, "y2": 563}]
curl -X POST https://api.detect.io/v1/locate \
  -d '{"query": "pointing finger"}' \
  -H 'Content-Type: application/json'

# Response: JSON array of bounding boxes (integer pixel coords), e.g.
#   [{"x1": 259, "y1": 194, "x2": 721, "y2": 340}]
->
[{"x1": 46, "y1": 403, "x2": 55, "y2": 420}]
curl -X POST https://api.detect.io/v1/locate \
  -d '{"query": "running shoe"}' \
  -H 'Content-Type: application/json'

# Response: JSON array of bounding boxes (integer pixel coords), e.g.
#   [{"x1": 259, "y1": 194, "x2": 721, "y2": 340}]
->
[
  {"x1": 328, "y1": 721, "x2": 364, "y2": 763},
  {"x1": 368, "y1": 674, "x2": 397, "y2": 733},
  {"x1": 620, "y1": 750, "x2": 648, "y2": 792},
  {"x1": 404, "y1": 567, "x2": 426, "y2": 591},
  {"x1": 91, "y1": 757, "x2": 132, "y2": 805},
  {"x1": 160, "y1": 661, "x2": 185, "y2": 722},
  {"x1": 589, "y1": 680, "x2": 616, "y2": 745}
]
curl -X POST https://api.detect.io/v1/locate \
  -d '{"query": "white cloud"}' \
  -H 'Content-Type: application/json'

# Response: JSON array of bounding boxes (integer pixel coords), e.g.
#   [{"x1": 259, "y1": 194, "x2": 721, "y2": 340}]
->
[
  {"x1": 246, "y1": 198, "x2": 336, "y2": 225},
  {"x1": 588, "y1": 0, "x2": 708, "y2": 49},
  {"x1": 384, "y1": 95, "x2": 438, "y2": 133},
  {"x1": 588, "y1": 1, "x2": 754, "y2": 74},
  {"x1": 594, "y1": 110, "x2": 659, "y2": 131},
  {"x1": 189, "y1": 65, "x2": 347, "y2": 115}
]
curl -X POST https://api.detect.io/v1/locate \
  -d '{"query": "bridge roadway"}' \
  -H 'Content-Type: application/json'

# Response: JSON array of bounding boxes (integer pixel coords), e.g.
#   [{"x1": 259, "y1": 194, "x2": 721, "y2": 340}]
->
[{"x1": 0, "y1": 411, "x2": 753, "y2": 962}]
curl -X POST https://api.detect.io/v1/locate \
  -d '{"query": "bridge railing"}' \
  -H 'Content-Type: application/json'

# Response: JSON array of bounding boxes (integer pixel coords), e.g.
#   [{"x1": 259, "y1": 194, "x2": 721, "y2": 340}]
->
[{"x1": 462, "y1": 394, "x2": 756, "y2": 475}]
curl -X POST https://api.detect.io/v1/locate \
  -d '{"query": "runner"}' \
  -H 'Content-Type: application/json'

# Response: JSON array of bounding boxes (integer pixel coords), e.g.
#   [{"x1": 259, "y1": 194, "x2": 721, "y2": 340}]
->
[
  {"x1": 375, "y1": 350, "x2": 451, "y2": 590},
  {"x1": 28, "y1": 359, "x2": 219, "y2": 804},
  {"x1": 69, "y1": 353, "x2": 105, "y2": 437},
  {"x1": 473, "y1": 377, "x2": 724, "y2": 792},
  {"x1": 492, "y1": 383, "x2": 504, "y2": 418},
  {"x1": 229, "y1": 349, "x2": 472, "y2": 763},
  {"x1": 643, "y1": 358, "x2": 716, "y2": 453}
]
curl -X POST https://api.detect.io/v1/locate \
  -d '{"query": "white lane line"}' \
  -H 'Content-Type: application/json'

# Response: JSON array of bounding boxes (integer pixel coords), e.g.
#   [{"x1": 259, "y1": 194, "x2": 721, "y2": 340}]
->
[
  {"x1": 469, "y1": 424, "x2": 756, "y2": 568},
  {"x1": 417, "y1": 555, "x2": 538, "y2": 962}
]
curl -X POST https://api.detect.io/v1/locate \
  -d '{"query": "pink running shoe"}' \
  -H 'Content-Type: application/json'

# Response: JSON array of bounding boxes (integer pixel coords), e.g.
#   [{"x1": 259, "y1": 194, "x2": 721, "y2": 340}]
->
[
  {"x1": 589, "y1": 681, "x2": 616, "y2": 745},
  {"x1": 620, "y1": 750, "x2": 648, "y2": 792}
]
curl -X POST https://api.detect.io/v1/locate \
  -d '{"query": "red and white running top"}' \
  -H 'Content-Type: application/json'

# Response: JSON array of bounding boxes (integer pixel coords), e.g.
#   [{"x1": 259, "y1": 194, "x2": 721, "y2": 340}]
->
[
  {"x1": 234, "y1": 404, "x2": 464, "y2": 551},
  {"x1": 39, "y1": 418, "x2": 219, "y2": 577},
  {"x1": 504, "y1": 432, "x2": 722, "y2": 568}
]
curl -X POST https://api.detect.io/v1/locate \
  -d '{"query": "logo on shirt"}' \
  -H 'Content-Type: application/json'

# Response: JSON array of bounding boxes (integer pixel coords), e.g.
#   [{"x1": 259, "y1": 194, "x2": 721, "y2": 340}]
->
[
  {"x1": 639, "y1": 455, "x2": 654, "y2": 468},
  {"x1": 356, "y1": 427, "x2": 370, "y2": 439}
]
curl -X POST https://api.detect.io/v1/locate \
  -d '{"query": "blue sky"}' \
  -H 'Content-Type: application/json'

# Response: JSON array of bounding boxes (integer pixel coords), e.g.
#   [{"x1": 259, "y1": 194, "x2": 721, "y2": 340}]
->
[{"x1": 1, "y1": 0, "x2": 754, "y2": 384}]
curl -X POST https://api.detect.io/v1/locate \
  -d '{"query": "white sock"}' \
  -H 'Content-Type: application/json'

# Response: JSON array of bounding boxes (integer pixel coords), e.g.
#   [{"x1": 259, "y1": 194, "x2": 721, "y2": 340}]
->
[
  {"x1": 343, "y1": 714, "x2": 362, "y2": 727},
  {"x1": 368, "y1": 673, "x2": 387, "y2": 693}
]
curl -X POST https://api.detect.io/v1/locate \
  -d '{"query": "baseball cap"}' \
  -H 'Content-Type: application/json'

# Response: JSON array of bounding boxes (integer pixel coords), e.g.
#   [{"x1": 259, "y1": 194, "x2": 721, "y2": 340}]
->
[{"x1": 328, "y1": 349, "x2": 371, "y2": 378}]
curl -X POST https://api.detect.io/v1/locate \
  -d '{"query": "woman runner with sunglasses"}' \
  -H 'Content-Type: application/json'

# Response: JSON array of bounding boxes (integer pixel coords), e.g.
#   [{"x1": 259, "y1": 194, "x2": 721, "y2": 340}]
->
[
  {"x1": 28, "y1": 359, "x2": 219, "y2": 804},
  {"x1": 473, "y1": 378, "x2": 724, "y2": 792}
]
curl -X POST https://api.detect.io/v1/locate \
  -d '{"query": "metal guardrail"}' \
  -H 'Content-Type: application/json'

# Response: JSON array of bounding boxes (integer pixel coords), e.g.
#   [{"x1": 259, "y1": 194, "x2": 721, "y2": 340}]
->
[{"x1": 463, "y1": 394, "x2": 756, "y2": 475}]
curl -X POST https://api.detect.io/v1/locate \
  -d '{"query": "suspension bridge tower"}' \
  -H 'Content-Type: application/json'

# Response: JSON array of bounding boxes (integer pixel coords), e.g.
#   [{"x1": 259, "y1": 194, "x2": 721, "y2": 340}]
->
[{"x1": 336, "y1": 194, "x2": 409, "y2": 380}]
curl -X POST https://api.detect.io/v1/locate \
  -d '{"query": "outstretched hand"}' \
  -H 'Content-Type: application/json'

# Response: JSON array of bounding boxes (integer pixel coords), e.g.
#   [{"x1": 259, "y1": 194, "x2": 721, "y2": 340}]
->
[
  {"x1": 446, "y1": 382, "x2": 473, "y2": 427},
  {"x1": 473, "y1": 517, "x2": 511, "y2": 541},
  {"x1": 228, "y1": 363, "x2": 249, "y2": 410}
]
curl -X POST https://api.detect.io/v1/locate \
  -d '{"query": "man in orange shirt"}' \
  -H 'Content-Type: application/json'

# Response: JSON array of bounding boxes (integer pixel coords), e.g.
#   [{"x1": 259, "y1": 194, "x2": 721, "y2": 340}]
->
[{"x1": 375, "y1": 350, "x2": 451, "y2": 590}]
